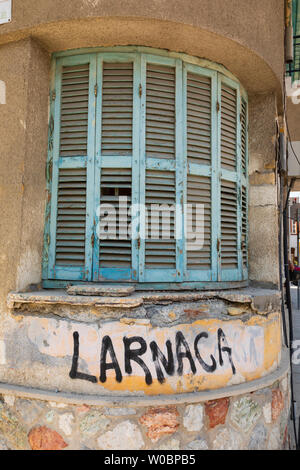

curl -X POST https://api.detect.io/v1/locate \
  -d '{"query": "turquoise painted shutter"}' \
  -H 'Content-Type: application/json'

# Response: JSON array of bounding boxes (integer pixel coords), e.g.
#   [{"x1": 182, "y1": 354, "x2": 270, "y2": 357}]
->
[
  {"x1": 93, "y1": 54, "x2": 140, "y2": 281},
  {"x1": 44, "y1": 50, "x2": 248, "y2": 286},
  {"x1": 47, "y1": 55, "x2": 96, "y2": 281},
  {"x1": 139, "y1": 56, "x2": 182, "y2": 282},
  {"x1": 241, "y1": 97, "x2": 248, "y2": 278},
  {"x1": 184, "y1": 65, "x2": 218, "y2": 282},
  {"x1": 219, "y1": 77, "x2": 243, "y2": 282}
]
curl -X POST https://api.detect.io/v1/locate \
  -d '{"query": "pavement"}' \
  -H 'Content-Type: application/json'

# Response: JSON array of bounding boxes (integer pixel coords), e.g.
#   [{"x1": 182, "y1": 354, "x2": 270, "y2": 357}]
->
[{"x1": 290, "y1": 285, "x2": 300, "y2": 422}]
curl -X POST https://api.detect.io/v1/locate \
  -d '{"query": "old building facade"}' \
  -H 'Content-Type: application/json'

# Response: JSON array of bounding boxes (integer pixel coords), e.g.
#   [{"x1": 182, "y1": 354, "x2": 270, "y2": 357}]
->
[{"x1": 0, "y1": 0, "x2": 290, "y2": 450}]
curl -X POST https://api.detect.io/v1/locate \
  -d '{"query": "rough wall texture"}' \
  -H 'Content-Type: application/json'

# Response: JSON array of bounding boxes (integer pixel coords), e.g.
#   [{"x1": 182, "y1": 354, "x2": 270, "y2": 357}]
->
[
  {"x1": 0, "y1": 374, "x2": 290, "y2": 450},
  {"x1": 0, "y1": 0, "x2": 284, "y2": 104},
  {"x1": 248, "y1": 93, "x2": 279, "y2": 286},
  {"x1": 287, "y1": 97, "x2": 300, "y2": 142},
  {"x1": 0, "y1": 3, "x2": 287, "y2": 450},
  {"x1": 0, "y1": 39, "x2": 50, "y2": 313}
]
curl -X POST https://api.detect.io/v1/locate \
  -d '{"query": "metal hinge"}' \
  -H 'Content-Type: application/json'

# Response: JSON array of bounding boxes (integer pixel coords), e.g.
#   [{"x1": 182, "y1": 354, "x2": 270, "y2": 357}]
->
[
  {"x1": 216, "y1": 101, "x2": 220, "y2": 112},
  {"x1": 94, "y1": 84, "x2": 98, "y2": 97},
  {"x1": 91, "y1": 232, "x2": 95, "y2": 248},
  {"x1": 52, "y1": 90, "x2": 56, "y2": 101},
  {"x1": 217, "y1": 238, "x2": 221, "y2": 252},
  {"x1": 139, "y1": 84, "x2": 142, "y2": 98},
  {"x1": 47, "y1": 234, "x2": 50, "y2": 246}
]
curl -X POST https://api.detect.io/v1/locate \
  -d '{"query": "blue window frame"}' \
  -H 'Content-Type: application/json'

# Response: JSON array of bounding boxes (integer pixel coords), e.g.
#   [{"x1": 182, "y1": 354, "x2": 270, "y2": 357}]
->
[{"x1": 42, "y1": 47, "x2": 248, "y2": 289}]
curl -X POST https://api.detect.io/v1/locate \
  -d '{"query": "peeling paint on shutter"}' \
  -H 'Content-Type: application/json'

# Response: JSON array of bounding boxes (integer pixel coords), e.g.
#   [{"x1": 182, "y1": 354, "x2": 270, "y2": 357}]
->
[
  {"x1": 221, "y1": 180, "x2": 238, "y2": 269},
  {"x1": 145, "y1": 170, "x2": 176, "y2": 269},
  {"x1": 101, "y1": 62, "x2": 133, "y2": 156},
  {"x1": 44, "y1": 51, "x2": 248, "y2": 287},
  {"x1": 146, "y1": 64, "x2": 175, "y2": 159},
  {"x1": 187, "y1": 175, "x2": 211, "y2": 269},
  {"x1": 221, "y1": 84, "x2": 237, "y2": 171},
  {"x1": 241, "y1": 99, "x2": 247, "y2": 176},
  {"x1": 60, "y1": 64, "x2": 89, "y2": 156},
  {"x1": 55, "y1": 168, "x2": 87, "y2": 266},
  {"x1": 242, "y1": 185, "x2": 248, "y2": 268},
  {"x1": 187, "y1": 73, "x2": 211, "y2": 165},
  {"x1": 99, "y1": 168, "x2": 132, "y2": 267},
  {"x1": 186, "y1": 70, "x2": 212, "y2": 274}
]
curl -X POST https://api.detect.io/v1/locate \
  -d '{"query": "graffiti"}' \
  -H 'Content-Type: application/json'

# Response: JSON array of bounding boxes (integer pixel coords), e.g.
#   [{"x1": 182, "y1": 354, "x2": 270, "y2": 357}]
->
[
  {"x1": 69, "y1": 328, "x2": 236, "y2": 386},
  {"x1": 23, "y1": 313, "x2": 280, "y2": 393}
]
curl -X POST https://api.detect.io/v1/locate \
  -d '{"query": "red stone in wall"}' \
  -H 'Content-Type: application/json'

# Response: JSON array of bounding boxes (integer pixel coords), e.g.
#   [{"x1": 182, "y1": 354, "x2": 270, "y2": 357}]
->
[
  {"x1": 271, "y1": 389, "x2": 284, "y2": 422},
  {"x1": 205, "y1": 397, "x2": 230, "y2": 428},
  {"x1": 28, "y1": 426, "x2": 68, "y2": 450},
  {"x1": 139, "y1": 406, "x2": 179, "y2": 442}
]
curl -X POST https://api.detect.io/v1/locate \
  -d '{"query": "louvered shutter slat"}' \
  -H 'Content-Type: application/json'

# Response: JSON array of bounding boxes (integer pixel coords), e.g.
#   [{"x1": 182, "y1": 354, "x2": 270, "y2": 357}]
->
[
  {"x1": 99, "y1": 168, "x2": 132, "y2": 268},
  {"x1": 242, "y1": 186, "x2": 248, "y2": 268},
  {"x1": 145, "y1": 170, "x2": 176, "y2": 269},
  {"x1": 221, "y1": 180, "x2": 238, "y2": 269},
  {"x1": 101, "y1": 62, "x2": 133, "y2": 156},
  {"x1": 241, "y1": 99, "x2": 247, "y2": 176},
  {"x1": 59, "y1": 64, "x2": 89, "y2": 157},
  {"x1": 55, "y1": 168, "x2": 87, "y2": 266},
  {"x1": 146, "y1": 64, "x2": 175, "y2": 160},
  {"x1": 187, "y1": 75, "x2": 211, "y2": 167},
  {"x1": 187, "y1": 175, "x2": 211, "y2": 269},
  {"x1": 186, "y1": 71, "x2": 212, "y2": 274},
  {"x1": 221, "y1": 84, "x2": 237, "y2": 171}
]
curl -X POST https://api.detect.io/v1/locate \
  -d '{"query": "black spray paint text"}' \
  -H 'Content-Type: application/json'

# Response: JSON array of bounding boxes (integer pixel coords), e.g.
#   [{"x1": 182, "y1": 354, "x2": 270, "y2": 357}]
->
[{"x1": 69, "y1": 329, "x2": 236, "y2": 386}]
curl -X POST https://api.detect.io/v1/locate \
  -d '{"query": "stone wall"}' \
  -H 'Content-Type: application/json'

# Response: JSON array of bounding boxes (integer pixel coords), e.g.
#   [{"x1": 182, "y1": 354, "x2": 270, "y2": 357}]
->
[{"x1": 0, "y1": 373, "x2": 290, "y2": 450}]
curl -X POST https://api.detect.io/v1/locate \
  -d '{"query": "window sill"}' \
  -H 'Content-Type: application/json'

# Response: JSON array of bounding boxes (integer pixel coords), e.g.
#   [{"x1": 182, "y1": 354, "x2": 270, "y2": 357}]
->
[{"x1": 7, "y1": 286, "x2": 281, "y2": 323}]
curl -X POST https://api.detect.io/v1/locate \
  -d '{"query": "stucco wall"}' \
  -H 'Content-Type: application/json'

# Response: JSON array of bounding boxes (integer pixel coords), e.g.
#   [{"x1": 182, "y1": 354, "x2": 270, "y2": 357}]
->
[
  {"x1": 0, "y1": 0, "x2": 285, "y2": 106},
  {"x1": 248, "y1": 93, "x2": 279, "y2": 286},
  {"x1": 0, "y1": 39, "x2": 50, "y2": 316},
  {"x1": 287, "y1": 97, "x2": 300, "y2": 142}
]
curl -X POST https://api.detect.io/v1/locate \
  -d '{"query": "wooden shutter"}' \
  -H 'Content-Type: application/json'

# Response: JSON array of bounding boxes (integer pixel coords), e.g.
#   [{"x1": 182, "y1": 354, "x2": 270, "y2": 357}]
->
[
  {"x1": 241, "y1": 98, "x2": 247, "y2": 177},
  {"x1": 145, "y1": 63, "x2": 176, "y2": 159},
  {"x1": 145, "y1": 169, "x2": 176, "y2": 269},
  {"x1": 186, "y1": 174, "x2": 211, "y2": 270},
  {"x1": 185, "y1": 67, "x2": 215, "y2": 281},
  {"x1": 55, "y1": 168, "x2": 87, "y2": 267},
  {"x1": 93, "y1": 56, "x2": 138, "y2": 282},
  {"x1": 47, "y1": 55, "x2": 96, "y2": 281},
  {"x1": 44, "y1": 51, "x2": 248, "y2": 287},
  {"x1": 140, "y1": 58, "x2": 180, "y2": 283},
  {"x1": 221, "y1": 83, "x2": 237, "y2": 171},
  {"x1": 241, "y1": 185, "x2": 248, "y2": 269},
  {"x1": 101, "y1": 62, "x2": 133, "y2": 156},
  {"x1": 220, "y1": 180, "x2": 238, "y2": 269},
  {"x1": 219, "y1": 78, "x2": 242, "y2": 281},
  {"x1": 241, "y1": 98, "x2": 248, "y2": 276},
  {"x1": 99, "y1": 168, "x2": 132, "y2": 269}
]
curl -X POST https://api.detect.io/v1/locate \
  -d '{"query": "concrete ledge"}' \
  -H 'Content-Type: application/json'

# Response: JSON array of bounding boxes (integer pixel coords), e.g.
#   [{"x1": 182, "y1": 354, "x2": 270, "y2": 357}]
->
[
  {"x1": 0, "y1": 348, "x2": 289, "y2": 407},
  {"x1": 7, "y1": 291, "x2": 143, "y2": 309},
  {"x1": 7, "y1": 287, "x2": 281, "y2": 313}
]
